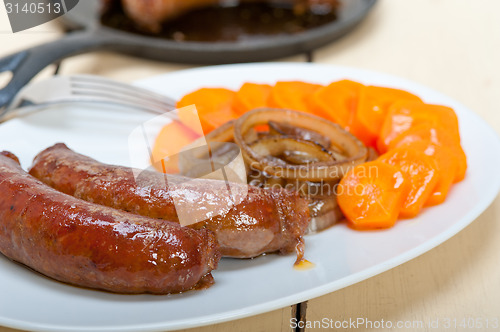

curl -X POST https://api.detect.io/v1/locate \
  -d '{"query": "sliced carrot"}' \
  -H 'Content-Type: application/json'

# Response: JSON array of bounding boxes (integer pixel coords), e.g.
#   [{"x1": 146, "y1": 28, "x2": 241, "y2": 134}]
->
[
  {"x1": 152, "y1": 120, "x2": 201, "y2": 174},
  {"x1": 398, "y1": 141, "x2": 457, "y2": 206},
  {"x1": 389, "y1": 123, "x2": 467, "y2": 182},
  {"x1": 348, "y1": 116, "x2": 379, "y2": 148},
  {"x1": 377, "y1": 101, "x2": 460, "y2": 153},
  {"x1": 378, "y1": 148, "x2": 440, "y2": 218},
  {"x1": 232, "y1": 83, "x2": 272, "y2": 115},
  {"x1": 268, "y1": 81, "x2": 323, "y2": 113},
  {"x1": 355, "y1": 86, "x2": 422, "y2": 140},
  {"x1": 308, "y1": 80, "x2": 364, "y2": 128},
  {"x1": 337, "y1": 161, "x2": 409, "y2": 230},
  {"x1": 177, "y1": 88, "x2": 238, "y2": 135}
]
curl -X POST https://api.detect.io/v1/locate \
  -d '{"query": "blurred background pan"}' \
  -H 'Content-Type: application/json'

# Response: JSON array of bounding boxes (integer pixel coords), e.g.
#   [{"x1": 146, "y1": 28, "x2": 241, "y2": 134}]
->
[{"x1": 0, "y1": 0, "x2": 377, "y2": 108}]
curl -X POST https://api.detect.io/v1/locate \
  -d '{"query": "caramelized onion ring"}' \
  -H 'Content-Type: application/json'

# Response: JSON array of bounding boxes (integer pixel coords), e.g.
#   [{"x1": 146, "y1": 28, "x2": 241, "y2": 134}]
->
[
  {"x1": 249, "y1": 136, "x2": 335, "y2": 165},
  {"x1": 268, "y1": 120, "x2": 332, "y2": 149},
  {"x1": 205, "y1": 120, "x2": 235, "y2": 143},
  {"x1": 233, "y1": 108, "x2": 368, "y2": 181}
]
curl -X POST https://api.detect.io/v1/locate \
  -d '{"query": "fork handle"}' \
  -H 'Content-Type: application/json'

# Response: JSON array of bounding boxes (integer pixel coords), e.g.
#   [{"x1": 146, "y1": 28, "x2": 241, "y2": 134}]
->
[{"x1": 0, "y1": 29, "x2": 116, "y2": 109}]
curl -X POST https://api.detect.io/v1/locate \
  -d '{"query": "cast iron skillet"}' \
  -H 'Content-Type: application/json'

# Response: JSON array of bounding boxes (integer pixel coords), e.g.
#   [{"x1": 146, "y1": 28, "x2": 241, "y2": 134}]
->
[{"x1": 0, "y1": 0, "x2": 377, "y2": 108}]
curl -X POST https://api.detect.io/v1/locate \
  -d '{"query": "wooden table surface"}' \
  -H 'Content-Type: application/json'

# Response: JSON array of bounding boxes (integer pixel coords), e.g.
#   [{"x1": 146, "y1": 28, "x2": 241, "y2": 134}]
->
[{"x1": 1, "y1": 0, "x2": 499, "y2": 331}]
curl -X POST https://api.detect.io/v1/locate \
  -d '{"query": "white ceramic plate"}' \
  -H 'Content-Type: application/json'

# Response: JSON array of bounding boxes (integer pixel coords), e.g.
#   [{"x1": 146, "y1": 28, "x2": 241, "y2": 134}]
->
[{"x1": 0, "y1": 63, "x2": 499, "y2": 332}]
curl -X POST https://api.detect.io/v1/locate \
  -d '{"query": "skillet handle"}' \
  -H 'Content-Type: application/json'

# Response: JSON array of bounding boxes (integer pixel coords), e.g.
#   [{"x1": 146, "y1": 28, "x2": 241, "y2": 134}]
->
[{"x1": 0, "y1": 29, "x2": 113, "y2": 109}]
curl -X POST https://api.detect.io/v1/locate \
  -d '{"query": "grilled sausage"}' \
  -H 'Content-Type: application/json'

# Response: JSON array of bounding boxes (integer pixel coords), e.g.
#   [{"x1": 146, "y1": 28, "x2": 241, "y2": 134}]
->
[
  {"x1": 120, "y1": 0, "x2": 340, "y2": 32},
  {"x1": 29, "y1": 143, "x2": 311, "y2": 259},
  {"x1": 0, "y1": 151, "x2": 219, "y2": 294}
]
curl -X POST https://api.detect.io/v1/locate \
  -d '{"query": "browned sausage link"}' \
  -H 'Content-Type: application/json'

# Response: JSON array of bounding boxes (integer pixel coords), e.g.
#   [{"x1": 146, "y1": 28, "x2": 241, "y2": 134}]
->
[
  {"x1": 29, "y1": 143, "x2": 311, "y2": 259},
  {"x1": 0, "y1": 151, "x2": 220, "y2": 294},
  {"x1": 120, "y1": 0, "x2": 340, "y2": 32}
]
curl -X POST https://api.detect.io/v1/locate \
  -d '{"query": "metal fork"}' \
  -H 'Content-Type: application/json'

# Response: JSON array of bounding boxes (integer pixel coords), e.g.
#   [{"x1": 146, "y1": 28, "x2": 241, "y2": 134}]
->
[{"x1": 0, "y1": 75, "x2": 178, "y2": 121}]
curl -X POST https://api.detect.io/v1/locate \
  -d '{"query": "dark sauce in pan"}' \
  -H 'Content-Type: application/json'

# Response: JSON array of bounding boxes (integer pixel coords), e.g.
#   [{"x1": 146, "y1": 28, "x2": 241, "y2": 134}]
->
[{"x1": 101, "y1": 1, "x2": 339, "y2": 42}]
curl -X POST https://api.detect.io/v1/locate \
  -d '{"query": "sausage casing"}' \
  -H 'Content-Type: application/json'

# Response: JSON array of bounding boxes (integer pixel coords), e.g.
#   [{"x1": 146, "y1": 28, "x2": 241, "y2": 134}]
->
[
  {"x1": 29, "y1": 143, "x2": 311, "y2": 258},
  {"x1": 0, "y1": 151, "x2": 219, "y2": 294}
]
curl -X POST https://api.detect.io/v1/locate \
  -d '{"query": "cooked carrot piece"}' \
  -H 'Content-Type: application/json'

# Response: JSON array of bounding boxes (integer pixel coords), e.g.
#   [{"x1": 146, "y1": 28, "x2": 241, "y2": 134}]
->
[
  {"x1": 268, "y1": 81, "x2": 323, "y2": 113},
  {"x1": 152, "y1": 120, "x2": 201, "y2": 174},
  {"x1": 309, "y1": 80, "x2": 364, "y2": 128},
  {"x1": 377, "y1": 101, "x2": 460, "y2": 153},
  {"x1": 389, "y1": 123, "x2": 467, "y2": 183},
  {"x1": 398, "y1": 141, "x2": 457, "y2": 206},
  {"x1": 348, "y1": 116, "x2": 379, "y2": 148},
  {"x1": 177, "y1": 88, "x2": 238, "y2": 135},
  {"x1": 378, "y1": 148, "x2": 440, "y2": 218},
  {"x1": 232, "y1": 83, "x2": 272, "y2": 115},
  {"x1": 337, "y1": 161, "x2": 409, "y2": 230},
  {"x1": 355, "y1": 86, "x2": 422, "y2": 140}
]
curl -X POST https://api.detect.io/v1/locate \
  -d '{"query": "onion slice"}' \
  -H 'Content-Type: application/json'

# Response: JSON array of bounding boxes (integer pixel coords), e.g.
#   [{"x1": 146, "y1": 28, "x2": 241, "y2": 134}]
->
[
  {"x1": 268, "y1": 120, "x2": 332, "y2": 149},
  {"x1": 249, "y1": 136, "x2": 335, "y2": 165},
  {"x1": 204, "y1": 120, "x2": 235, "y2": 143},
  {"x1": 233, "y1": 108, "x2": 368, "y2": 181}
]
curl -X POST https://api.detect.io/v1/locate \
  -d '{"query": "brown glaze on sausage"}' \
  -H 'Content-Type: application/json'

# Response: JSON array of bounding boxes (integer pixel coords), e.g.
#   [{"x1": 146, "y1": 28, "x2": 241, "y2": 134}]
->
[
  {"x1": 29, "y1": 143, "x2": 311, "y2": 259},
  {"x1": 0, "y1": 151, "x2": 219, "y2": 294}
]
